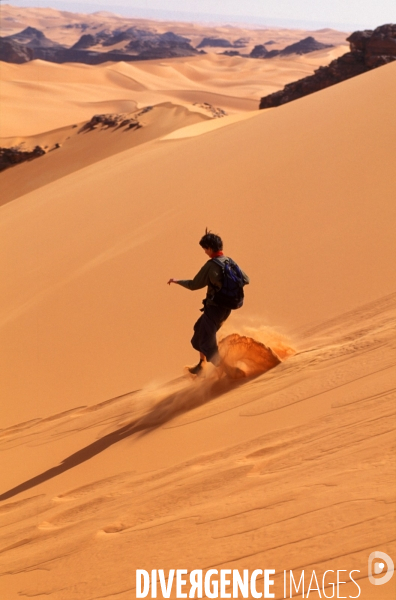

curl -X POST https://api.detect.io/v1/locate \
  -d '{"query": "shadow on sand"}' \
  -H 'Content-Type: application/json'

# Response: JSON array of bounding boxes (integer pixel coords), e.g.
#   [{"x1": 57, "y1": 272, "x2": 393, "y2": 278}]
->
[
  {"x1": 0, "y1": 333, "x2": 285, "y2": 502},
  {"x1": 0, "y1": 375, "x2": 250, "y2": 502}
]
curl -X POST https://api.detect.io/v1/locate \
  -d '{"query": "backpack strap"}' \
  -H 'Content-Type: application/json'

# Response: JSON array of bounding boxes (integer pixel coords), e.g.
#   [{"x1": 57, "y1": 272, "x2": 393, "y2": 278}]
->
[{"x1": 211, "y1": 256, "x2": 232, "y2": 268}]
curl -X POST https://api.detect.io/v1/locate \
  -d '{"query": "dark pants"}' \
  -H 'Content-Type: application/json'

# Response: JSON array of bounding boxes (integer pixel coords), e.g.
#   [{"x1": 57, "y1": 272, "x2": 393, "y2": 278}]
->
[{"x1": 191, "y1": 304, "x2": 231, "y2": 365}]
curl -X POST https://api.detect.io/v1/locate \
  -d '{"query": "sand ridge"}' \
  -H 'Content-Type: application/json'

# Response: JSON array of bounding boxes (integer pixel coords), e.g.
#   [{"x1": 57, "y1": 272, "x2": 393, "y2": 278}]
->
[
  {"x1": 0, "y1": 46, "x2": 348, "y2": 137},
  {"x1": 0, "y1": 103, "x2": 212, "y2": 205}
]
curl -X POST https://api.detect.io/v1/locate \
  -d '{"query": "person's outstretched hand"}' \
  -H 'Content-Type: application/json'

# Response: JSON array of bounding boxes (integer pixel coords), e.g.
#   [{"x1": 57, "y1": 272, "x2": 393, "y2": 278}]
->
[{"x1": 167, "y1": 278, "x2": 178, "y2": 285}]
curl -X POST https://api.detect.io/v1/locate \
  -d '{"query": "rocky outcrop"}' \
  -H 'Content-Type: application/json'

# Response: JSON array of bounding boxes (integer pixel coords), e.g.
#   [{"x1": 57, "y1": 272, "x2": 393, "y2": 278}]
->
[
  {"x1": 75, "y1": 27, "x2": 193, "y2": 55},
  {"x1": 0, "y1": 113, "x2": 144, "y2": 172},
  {"x1": 79, "y1": 114, "x2": 141, "y2": 132},
  {"x1": 63, "y1": 23, "x2": 89, "y2": 31},
  {"x1": 259, "y1": 24, "x2": 396, "y2": 109},
  {"x1": 160, "y1": 32, "x2": 191, "y2": 44},
  {"x1": 3, "y1": 26, "x2": 63, "y2": 48},
  {"x1": 233, "y1": 38, "x2": 249, "y2": 48},
  {"x1": 70, "y1": 33, "x2": 111, "y2": 50},
  {"x1": 31, "y1": 48, "x2": 144, "y2": 64},
  {"x1": 70, "y1": 34, "x2": 98, "y2": 50},
  {"x1": 197, "y1": 37, "x2": 233, "y2": 49},
  {"x1": 192, "y1": 102, "x2": 227, "y2": 118},
  {"x1": 222, "y1": 50, "x2": 241, "y2": 57},
  {"x1": 0, "y1": 26, "x2": 200, "y2": 64},
  {"x1": 279, "y1": 36, "x2": 333, "y2": 55},
  {"x1": 348, "y1": 23, "x2": 396, "y2": 65},
  {"x1": 266, "y1": 50, "x2": 282, "y2": 58},
  {"x1": 250, "y1": 45, "x2": 268, "y2": 58},
  {"x1": 197, "y1": 37, "x2": 249, "y2": 51},
  {"x1": 0, "y1": 146, "x2": 45, "y2": 172},
  {"x1": 0, "y1": 38, "x2": 33, "y2": 63},
  {"x1": 250, "y1": 36, "x2": 332, "y2": 59},
  {"x1": 126, "y1": 38, "x2": 199, "y2": 59}
]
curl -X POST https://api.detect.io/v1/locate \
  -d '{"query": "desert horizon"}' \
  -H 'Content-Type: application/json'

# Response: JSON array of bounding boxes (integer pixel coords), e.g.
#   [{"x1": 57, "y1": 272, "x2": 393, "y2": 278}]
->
[{"x1": 0, "y1": 4, "x2": 395, "y2": 600}]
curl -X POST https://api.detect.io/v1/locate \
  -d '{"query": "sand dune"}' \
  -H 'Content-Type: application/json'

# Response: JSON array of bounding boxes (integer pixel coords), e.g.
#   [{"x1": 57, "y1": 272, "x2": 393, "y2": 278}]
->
[
  {"x1": 1, "y1": 61, "x2": 395, "y2": 422},
  {"x1": 0, "y1": 14, "x2": 395, "y2": 598},
  {"x1": 0, "y1": 103, "x2": 211, "y2": 205},
  {"x1": 0, "y1": 294, "x2": 394, "y2": 599},
  {"x1": 1, "y1": 48, "x2": 347, "y2": 137}
]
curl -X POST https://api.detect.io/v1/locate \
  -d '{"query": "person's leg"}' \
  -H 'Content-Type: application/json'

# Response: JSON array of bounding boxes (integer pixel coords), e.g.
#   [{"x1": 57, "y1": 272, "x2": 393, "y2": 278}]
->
[
  {"x1": 191, "y1": 314, "x2": 203, "y2": 353},
  {"x1": 198, "y1": 305, "x2": 231, "y2": 366},
  {"x1": 189, "y1": 315, "x2": 207, "y2": 374},
  {"x1": 189, "y1": 305, "x2": 230, "y2": 373}
]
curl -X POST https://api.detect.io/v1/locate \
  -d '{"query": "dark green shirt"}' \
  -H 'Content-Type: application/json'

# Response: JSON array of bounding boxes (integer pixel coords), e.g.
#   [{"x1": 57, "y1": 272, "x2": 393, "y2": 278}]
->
[{"x1": 176, "y1": 256, "x2": 249, "y2": 306}]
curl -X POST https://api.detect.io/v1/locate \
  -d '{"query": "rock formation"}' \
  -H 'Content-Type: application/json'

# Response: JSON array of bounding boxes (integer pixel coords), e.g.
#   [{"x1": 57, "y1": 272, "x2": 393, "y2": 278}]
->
[
  {"x1": 259, "y1": 24, "x2": 396, "y2": 109},
  {"x1": 192, "y1": 103, "x2": 227, "y2": 118},
  {"x1": 250, "y1": 45, "x2": 268, "y2": 58},
  {"x1": 250, "y1": 36, "x2": 332, "y2": 59},
  {"x1": 79, "y1": 114, "x2": 141, "y2": 132},
  {"x1": 221, "y1": 51, "x2": 241, "y2": 57},
  {"x1": 3, "y1": 26, "x2": 63, "y2": 48},
  {"x1": 279, "y1": 36, "x2": 333, "y2": 55},
  {"x1": 197, "y1": 37, "x2": 233, "y2": 49},
  {"x1": 348, "y1": 23, "x2": 396, "y2": 65},
  {"x1": 130, "y1": 41, "x2": 199, "y2": 59},
  {"x1": 71, "y1": 34, "x2": 106, "y2": 50},
  {"x1": 197, "y1": 37, "x2": 247, "y2": 49},
  {"x1": 0, "y1": 26, "x2": 200, "y2": 64},
  {"x1": 233, "y1": 38, "x2": 249, "y2": 48},
  {"x1": 0, "y1": 113, "x2": 144, "y2": 172},
  {"x1": 0, "y1": 146, "x2": 46, "y2": 172},
  {"x1": 0, "y1": 38, "x2": 33, "y2": 63}
]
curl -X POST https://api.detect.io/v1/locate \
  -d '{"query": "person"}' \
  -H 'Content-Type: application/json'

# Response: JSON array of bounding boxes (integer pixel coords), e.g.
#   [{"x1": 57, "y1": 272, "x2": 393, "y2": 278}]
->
[{"x1": 167, "y1": 230, "x2": 249, "y2": 375}]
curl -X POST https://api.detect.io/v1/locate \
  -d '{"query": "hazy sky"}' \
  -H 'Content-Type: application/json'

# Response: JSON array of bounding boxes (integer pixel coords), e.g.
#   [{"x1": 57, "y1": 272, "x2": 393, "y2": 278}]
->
[{"x1": 4, "y1": 0, "x2": 396, "y2": 29}]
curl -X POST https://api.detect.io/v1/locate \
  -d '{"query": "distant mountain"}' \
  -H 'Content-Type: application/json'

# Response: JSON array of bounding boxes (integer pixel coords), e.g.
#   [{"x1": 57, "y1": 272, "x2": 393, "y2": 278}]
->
[
  {"x1": 250, "y1": 36, "x2": 332, "y2": 59},
  {"x1": 3, "y1": 27, "x2": 64, "y2": 49},
  {"x1": 279, "y1": 36, "x2": 333, "y2": 55},
  {"x1": 250, "y1": 45, "x2": 269, "y2": 58},
  {"x1": 74, "y1": 27, "x2": 193, "y2": 52},
  {"x1": 197, "y1": 37, "x2": 249, "y2": 49},
  {"x1": 0, "y1": 26, "x2": 201, "y2": 64},
  {"x1": 259, "y1": 24, "x2": 396, "y2": 108},
  {"x1": 197, "y1": 37, "x2": 233, "y2": 49},
  {"x1": 71, "y1": 31, "x2": 112, "y2": 50}
]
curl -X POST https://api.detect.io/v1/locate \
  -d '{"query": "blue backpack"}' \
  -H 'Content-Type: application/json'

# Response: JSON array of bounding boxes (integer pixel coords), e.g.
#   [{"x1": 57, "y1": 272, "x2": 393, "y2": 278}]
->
[{"x1": 211, "y1": 257, "x2": 245, "y2": 309}]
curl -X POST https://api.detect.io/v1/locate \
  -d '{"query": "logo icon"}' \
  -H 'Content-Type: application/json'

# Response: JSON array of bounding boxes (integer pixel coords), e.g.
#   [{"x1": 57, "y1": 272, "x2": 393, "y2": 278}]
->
[{"x1": 368, "y1": 551, "x2": 394, "y2": 585}]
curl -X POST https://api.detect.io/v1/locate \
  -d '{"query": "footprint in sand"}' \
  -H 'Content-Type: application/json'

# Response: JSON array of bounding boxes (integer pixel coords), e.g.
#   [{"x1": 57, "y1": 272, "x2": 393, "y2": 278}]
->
[
  {"x1": 97, "y1": 522, "x2": 129, "y2": 536},
  {"x1": 37, "y1": 520, "x2": 60, "y2": 530}
]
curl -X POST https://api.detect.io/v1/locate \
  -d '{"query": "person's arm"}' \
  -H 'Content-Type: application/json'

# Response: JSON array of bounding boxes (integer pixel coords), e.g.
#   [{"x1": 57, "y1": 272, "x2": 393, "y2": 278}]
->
[{"x1": 168, "y1": 261, "x2": 212, "y2": 290}]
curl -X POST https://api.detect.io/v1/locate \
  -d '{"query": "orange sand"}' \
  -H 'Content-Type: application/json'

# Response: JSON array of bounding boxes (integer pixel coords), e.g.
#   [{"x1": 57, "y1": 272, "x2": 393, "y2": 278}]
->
[{"x1": 0, "y1": 11, "x2": 395, "y2": 598}]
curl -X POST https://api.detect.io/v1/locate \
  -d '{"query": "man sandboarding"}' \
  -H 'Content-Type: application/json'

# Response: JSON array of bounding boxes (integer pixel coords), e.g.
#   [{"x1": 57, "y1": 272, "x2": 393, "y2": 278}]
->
[{"x1": 167, "y1": 229, "x2": 249, "y2": 375}]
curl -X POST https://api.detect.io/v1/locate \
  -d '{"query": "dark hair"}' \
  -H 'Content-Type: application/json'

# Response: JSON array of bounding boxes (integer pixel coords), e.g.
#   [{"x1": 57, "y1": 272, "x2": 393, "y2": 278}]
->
[{"x1": 199, "y1": 228, "x2": 223, "y2": 252}]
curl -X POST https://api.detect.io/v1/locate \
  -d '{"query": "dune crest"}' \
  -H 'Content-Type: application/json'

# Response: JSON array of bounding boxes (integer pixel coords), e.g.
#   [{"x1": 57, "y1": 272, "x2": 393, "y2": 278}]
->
[{"x1": 0, "y1": 47, "x2": 348, "y2": 137}]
